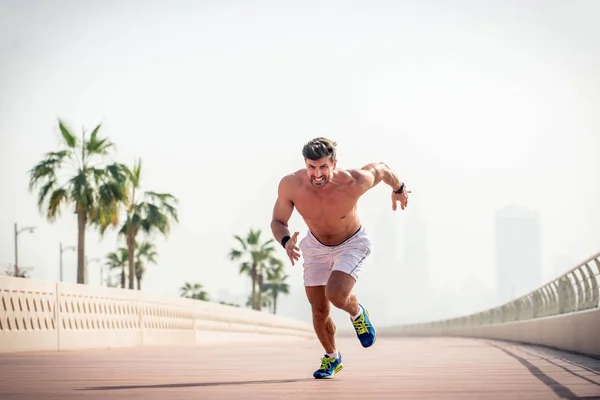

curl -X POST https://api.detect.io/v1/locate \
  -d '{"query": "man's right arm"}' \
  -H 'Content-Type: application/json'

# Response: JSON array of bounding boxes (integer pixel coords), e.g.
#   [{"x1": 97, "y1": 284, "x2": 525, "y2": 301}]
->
[{"x1": 270, "y1": 176, "x2": 295, "y2": 246}]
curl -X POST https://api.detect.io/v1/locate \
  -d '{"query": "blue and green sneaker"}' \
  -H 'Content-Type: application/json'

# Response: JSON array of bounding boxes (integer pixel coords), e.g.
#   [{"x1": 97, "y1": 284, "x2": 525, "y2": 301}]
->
[
  {"x1": 352, "y1": 304, "x2": 376, "y2": 347},
  {"x1": 313, "y1": 354, "x2": 343, "y2": 379}
]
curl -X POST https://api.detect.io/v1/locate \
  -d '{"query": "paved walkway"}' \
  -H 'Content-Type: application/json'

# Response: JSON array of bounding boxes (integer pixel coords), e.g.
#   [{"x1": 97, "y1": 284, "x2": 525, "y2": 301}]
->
[{"x1": 1, "y1": 337, "x2": 599, "y2": 399}]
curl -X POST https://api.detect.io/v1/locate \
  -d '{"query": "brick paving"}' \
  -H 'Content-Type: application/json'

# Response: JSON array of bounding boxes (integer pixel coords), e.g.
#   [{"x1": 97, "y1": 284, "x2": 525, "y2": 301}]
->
[{"x1": 0, "y1": 336, "x2": 599, "y2": 399}]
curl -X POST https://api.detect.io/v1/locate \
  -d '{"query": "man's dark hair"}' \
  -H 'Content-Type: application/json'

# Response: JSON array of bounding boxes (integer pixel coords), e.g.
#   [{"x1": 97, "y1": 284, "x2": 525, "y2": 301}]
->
[{"x1": 302, "y1": 137, "x2": 337, "y2": 162}]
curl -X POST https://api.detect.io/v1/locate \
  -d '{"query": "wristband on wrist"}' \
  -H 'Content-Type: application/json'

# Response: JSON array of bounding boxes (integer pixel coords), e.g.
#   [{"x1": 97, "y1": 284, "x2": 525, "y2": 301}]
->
[
  {"x1": 394, "y1": 182, "x2": 405, "y2": 194},
  {"x1": 281, "y1": 235, "x2": 291, "y2": 248}
]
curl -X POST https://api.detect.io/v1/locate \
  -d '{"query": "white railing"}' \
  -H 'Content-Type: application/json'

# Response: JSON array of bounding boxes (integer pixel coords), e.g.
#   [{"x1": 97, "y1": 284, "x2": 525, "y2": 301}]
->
[
  {"x1": 0, "y1": 276, "x2": 313, "y2": 353},
  {"x1": 379, "y1": 251, "x2": 600, "y2": 356}
]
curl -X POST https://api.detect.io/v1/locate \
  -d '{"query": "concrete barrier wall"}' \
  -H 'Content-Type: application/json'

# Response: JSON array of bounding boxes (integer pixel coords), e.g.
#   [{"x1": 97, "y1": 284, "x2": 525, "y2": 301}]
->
[
  {"x1": 379, "y1": 308, "x2": 600, "y2": 357},
  {"x1": 0, "y1": 276, "x2": 313, "y2": 353}
]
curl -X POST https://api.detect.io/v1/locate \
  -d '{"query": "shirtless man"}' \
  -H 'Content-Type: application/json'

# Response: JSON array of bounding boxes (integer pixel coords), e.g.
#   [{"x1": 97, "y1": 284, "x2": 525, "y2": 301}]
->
[{"x1": 270, "y1": 137, "x2": 410, "y2": 379}]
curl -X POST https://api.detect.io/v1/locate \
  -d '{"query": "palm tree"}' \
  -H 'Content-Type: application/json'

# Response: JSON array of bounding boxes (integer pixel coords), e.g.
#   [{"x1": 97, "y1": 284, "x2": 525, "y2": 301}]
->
[
  {"x1": 228, "y1": 228, "x2": 283, "y2": 311},
  {"x1": 105, "y1": 247, "x2": 128, "y2": 288},
  {"x1": 134, "y1": 240, "x2": 157, "y2": 291},
  {"x1": 29, "y1": 119, "x2": 127, "y2": 284},
  {"x1": 246, "y1": 292, "x2": 272, "y2": 310},
  {"x1": 104, "y1": 159, "x2": 177, "y2": 290},
  {"x1": 262, "y1": 260, "x2": 290, "y2": 314},
  {"x1": 104, "y1": 241, "x2": 156, "y2": 290},
  {"x1": 180, "y1": 282, "x2": 210, "y2": 301}
]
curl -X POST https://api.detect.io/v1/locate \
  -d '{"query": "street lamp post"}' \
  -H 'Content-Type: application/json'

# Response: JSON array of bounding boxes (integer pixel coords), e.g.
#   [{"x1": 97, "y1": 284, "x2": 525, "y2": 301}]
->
[
  {"x1": 59, "y1": 242, "x2": 77, "y2": 282},
  {"x1": 14, "y1": 223, "x2": 36, "y2": 276}
]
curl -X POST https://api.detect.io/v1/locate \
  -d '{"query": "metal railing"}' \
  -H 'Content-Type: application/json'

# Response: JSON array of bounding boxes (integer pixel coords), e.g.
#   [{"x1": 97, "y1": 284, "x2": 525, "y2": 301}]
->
[{"x1": 397, "y1": 251, "x2": 600, "y2": 331}]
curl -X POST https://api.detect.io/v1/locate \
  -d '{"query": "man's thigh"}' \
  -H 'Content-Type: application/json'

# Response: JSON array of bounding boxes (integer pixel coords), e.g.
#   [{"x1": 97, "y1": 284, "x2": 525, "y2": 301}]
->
[
  {"x1": 325, "y1": 270, "x2": 357, "y2": 301},
  {"x1": 327, "y1": 230, "x2": 372, "y2": 300}
]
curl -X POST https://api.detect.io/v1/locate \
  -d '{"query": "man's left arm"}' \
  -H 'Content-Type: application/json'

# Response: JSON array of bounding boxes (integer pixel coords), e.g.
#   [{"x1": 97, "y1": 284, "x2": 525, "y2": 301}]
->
[
  {"x1": 358, "y1": 162, "x2": 403, "y2": 191},
  {"x1": 357, "y1": 162, "x2": 410, "y2": 211}
]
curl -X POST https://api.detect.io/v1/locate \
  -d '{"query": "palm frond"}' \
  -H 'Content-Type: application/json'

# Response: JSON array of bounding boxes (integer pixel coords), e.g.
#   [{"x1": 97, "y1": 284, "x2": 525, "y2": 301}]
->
[
  {"x1": 145, "y1": 191, "x2": 179, "y2": 220},
  {"x1": 139, "y1": 203, "x2": 170, "y2": 235},
  {"x1": 233, "y1": 235, "x2": 247, "y2": 251},
  {"x1": 93, "y1": 201, "x2": 121, "y2": 234},
  {"x1": 86, "y1": 123, "x2": 114, "y2": 155},
  {"x1": 36, "y1": 178, "x2": 57, "y2": 211},
  {"x1": 180, "y1": 281, "x2": 210, "y2": 300},
  {"x1": 118, "y1": 219, "x2": 130, "y2": 236},
  {"x1": 58, "y1": 120, "x2": 78, "y2": 148},
  {"x1": 105, "y1": 162, "x2": 129, "y2": 184},
  {"x1": 260, "y1": 239, "x2": 275, "y2": 251},
  {"x1": 260, "y1": 244, "x2": 276, "y2": 255},
  {"x1": 47, "y1": 189, "x2": 68, "y2": 221},
  {"x1": 136, "y1": 241, "x2": 158, "y2": 264},
  {"x1": 68, "y1": 172, "x2": 93, "y2": 206},
  {"x1": 267, "y1": 257, "x2": 285, "y2": 272},
  {"x1": 105, "y1": 252, "x2": 120, "y2": 268},
  {"x1": 28, "y1": 150, "x2": 69, "y2": 191},
  {"x1": 89, "y1": 123, "x2": 101, "y2": 143},
  {"x1": 229, "y1": 249, "x2": 242, "y2": 260},
  {"x1": 130, "y1": 159, "x2": 142, "y2": 187},
  {"x1": 247, "y1": 229, "x2": 261, "y2": 246},
  {"x1": 239, "y1": 261, "x2": 251, "y2": 275}
]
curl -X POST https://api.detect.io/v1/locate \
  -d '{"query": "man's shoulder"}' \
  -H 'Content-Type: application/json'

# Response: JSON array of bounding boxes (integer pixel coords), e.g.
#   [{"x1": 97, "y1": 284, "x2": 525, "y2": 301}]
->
[
  {"x1": 346, "y1": 167, "x2": 373, "y2": 183},
  {"x1": 339, "y1": 166, "x2": 377, "y2": 193},
  {"x1": 278, "y1": 170, "x2": 305, "y2": 190}
]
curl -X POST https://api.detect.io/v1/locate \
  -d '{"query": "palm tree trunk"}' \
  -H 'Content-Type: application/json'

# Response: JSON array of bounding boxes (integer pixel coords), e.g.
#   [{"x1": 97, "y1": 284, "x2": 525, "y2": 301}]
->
[
  {"x1": 127, "y1": 233, "x2": 135, "y2": 289},
  {"x1": 251, "y1": 264, "x2": 257, "y2": 310},
  {"x1": 273, "y1": 292, "x2": 278, "y2": 314},
  {"x1": 120, "y1": 267, "x2": 125, "y2": 288},
  {"x1": 257, "y1": 273, "x2": 264, "y2": 311},
  {"x1": 136, "y1": 276, "x2": 142, "y2": 291},
  {"x1": 76, "y1": 208, "x2": 86, "y2": 284}
]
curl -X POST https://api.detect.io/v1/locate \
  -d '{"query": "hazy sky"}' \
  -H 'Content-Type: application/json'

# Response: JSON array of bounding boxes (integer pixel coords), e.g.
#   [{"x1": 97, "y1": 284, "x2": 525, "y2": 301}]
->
[{"x1": 1, "y1": 0, "x2": 599, "y2": 324}]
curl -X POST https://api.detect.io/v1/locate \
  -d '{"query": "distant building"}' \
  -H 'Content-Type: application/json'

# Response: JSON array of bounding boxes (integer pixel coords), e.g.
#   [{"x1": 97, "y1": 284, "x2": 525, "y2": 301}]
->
[{"x1": 494, "y1": 205, "x2": 541, "y2": 304}]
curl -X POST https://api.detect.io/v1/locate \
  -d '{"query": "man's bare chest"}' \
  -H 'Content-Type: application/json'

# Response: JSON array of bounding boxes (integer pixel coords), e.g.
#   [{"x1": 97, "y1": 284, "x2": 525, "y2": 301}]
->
[{"x1": 293, "y1": 191, "x2": 357, "y2": 220}]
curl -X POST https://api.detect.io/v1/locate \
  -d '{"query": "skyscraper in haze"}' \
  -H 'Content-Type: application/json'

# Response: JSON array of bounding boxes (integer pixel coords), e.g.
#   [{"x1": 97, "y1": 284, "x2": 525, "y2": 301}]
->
[{"x1": 494, "y1": 205, "x2": 541, "y2": 304}]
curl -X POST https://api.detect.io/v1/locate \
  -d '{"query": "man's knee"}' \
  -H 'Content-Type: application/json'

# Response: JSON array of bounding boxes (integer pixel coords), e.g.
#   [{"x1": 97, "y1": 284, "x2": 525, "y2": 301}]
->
[
  {"x1": 325, "y1": 286, "x2": 349, "y2": 309},
  {"x1": 325, "y1": 271, "x2": 355, "y2": 309},
  {"x1": 311, "y1": 302, "x2": 330, "y2": 322}
]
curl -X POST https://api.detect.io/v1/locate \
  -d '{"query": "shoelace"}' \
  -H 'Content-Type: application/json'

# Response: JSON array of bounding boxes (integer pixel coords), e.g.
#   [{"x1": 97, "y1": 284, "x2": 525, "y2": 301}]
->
[
  {"x1": 319, "y1": 357, "x2": 335, "y2": 371},
  {"x1": 352, "y1": 315, "x2": 370, "y2": 335}
]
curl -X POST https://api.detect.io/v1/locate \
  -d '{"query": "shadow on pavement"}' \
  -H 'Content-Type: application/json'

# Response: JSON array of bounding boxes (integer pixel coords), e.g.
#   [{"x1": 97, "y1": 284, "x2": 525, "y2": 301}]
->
[
  {"x1": 80, "y1": 378, "x2": 316, "y2": 391},
  {"x1": 487, "y1": 341, "x2": 600, "y2": 400}
]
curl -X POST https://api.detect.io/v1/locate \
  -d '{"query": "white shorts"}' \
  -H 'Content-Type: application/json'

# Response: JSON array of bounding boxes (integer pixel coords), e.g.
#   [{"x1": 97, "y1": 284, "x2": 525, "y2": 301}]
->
[{"x1": 298, "y1": 226, "x2": 372, "y2": 287}]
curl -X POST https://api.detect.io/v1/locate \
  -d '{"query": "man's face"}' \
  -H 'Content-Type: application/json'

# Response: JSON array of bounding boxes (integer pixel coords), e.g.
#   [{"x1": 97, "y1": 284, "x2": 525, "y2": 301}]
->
[{"x1": 305, "y1": 157, "x2": 336, "y2": 188}]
